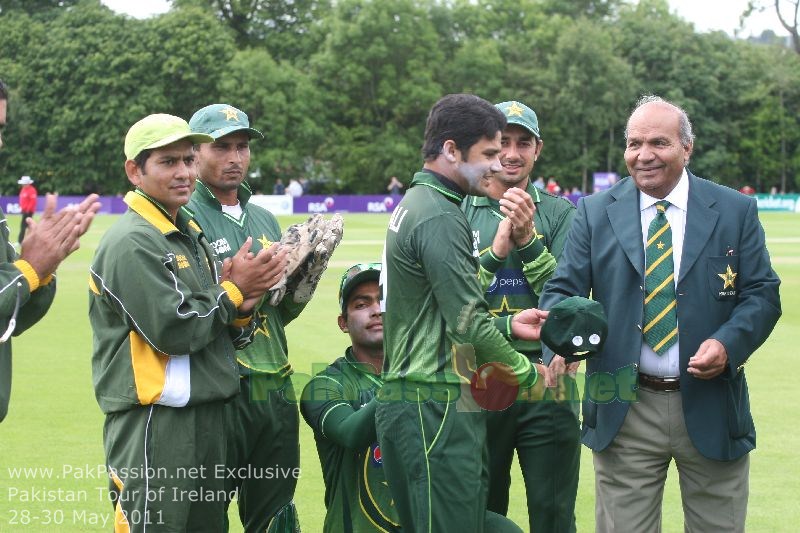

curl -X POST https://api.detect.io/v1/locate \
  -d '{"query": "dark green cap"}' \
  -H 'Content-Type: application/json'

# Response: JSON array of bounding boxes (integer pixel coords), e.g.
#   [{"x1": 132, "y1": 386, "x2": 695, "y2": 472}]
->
[
  {"x1": 495, "y1": 100, "x2": 541, "y2": 139},
  {"x1": 541, "y1": 296, "x2": 607, "y2": 363},
  {"x1": 189, "y1": 104, "x2": 264, "y2": 141},
  {"x1": 339, "y1": 262, "x2": 381, "y2": 314}
]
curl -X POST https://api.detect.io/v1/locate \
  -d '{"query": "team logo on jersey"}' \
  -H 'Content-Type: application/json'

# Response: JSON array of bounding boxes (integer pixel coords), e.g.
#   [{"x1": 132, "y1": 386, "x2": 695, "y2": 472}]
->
[
  {"x1": 360, "y1": 442, "x2": 400, "y2": 530},
  {"x1": 487, "y1": 268, "x2": 531, "y2": 295},
  {"x1": 371, "y1": 443, "x2": 383, "y2": 466},
  {"x1": 175, "y1": 254, "x2": 190, "y2": 269},
  {"x1": 210, "y1": 237, "x2": 232, "y2": 255}
]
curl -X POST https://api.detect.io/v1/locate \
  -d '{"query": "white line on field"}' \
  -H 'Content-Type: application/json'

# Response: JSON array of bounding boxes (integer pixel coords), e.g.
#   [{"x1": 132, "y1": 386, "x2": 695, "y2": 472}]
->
[
  {"x1": 338, "y1": 240, "x2": 385, "y2": 245},
  {"x1": 767, "y1": 237, "x2": 800, "y2": 243}
]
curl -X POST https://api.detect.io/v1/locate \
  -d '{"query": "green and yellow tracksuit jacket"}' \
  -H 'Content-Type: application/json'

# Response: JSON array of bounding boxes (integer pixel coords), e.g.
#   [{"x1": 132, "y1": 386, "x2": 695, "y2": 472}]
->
[
  {"x1": 187, "y1": 181, "x2": 306, "y2": 377},
  {"x1": 300, "y1": 349, "x2": 399, "y2": 532},
  {"x1": 0, "y1": 211, "x2": 56, "y2": 422},
  {"x1": 462, "y1": 184, "x2": 576, "y2": 355},
  {"x1": 89, "y1": 190, "x2": 255, "y2": 414},
  {"x1": 380, "y1": 170, "x2": 537, "y2": 387}
]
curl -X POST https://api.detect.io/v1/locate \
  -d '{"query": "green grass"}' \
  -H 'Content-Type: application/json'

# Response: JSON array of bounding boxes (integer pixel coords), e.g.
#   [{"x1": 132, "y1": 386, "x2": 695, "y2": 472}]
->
[{"x1": 0, "y1": 212, "x2": 797, "y2": 531}]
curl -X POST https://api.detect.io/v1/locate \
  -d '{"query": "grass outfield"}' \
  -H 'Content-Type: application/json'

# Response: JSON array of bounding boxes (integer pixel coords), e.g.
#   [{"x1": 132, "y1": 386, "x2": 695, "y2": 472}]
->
[{"x1": 0, "y1": 211, "x2": 797, "y2": 531}]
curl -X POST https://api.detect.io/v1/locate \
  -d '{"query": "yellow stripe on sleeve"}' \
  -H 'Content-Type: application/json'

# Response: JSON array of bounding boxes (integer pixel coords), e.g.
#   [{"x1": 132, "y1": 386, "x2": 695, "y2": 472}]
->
[{"x1": 129, "y1": 331, "x2": 168, "y2": 405}]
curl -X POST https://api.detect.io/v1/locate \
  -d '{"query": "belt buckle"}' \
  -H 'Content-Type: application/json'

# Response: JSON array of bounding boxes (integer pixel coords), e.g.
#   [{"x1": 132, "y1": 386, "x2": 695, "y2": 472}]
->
[{"x1": 638, "y1": 373, "x2": 680, "y2": 392}]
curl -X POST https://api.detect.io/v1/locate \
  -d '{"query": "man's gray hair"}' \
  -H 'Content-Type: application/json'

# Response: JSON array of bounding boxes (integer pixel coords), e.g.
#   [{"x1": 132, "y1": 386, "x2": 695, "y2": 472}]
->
[{"x1": 625, "y1": 95, "x2": 695, "y2": 148}]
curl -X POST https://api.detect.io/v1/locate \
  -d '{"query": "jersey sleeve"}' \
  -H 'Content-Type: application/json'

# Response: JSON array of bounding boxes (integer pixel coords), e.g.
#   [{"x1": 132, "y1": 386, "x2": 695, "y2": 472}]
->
[
  {"x1": 538, "y1": 198, "x2": 593, "y2": 364},
  {"x1": 300, "y1": 373, "x2": 378, "y2": 450},
  {"x1": 521, "y1": 200, "x2": 576, "y2": 296},
  {"x1": 0, "y1": 230, "x2": 56, "y2": 337},
  {"x1": 412, "y1": 214, "x2": 534, "y2": 383}
]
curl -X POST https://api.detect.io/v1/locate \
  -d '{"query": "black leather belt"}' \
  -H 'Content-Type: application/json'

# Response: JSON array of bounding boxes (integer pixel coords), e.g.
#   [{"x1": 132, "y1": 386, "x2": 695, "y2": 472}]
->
[{"x1": 638, "y1": 373, "x2": 680, "y2": 392}]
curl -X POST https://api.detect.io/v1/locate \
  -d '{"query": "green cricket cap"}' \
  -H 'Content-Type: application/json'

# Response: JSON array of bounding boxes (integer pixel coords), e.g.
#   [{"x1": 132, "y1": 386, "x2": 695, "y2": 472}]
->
[
  {"x1": 189, "y1": 104, "x2": 264, "y2": 141},
  {"x1": 125, "y1": 114, "x2": 213, "y2": 160},
  {"x1": 496, "y1": 101, "x2": 541, "y2": 139},
  {"x1": 339, "y1": 262, "x2": 381, "y2": 314},
  {"x1": 541, "y1": 296, "x2": 608, "y2": 363}
]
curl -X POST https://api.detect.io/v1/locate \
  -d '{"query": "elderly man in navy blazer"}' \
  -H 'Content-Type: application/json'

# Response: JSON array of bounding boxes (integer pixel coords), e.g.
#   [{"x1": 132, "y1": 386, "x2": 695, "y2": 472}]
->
[{"x1": 539, "y1": 95, "x2": 781, "y2": 532}]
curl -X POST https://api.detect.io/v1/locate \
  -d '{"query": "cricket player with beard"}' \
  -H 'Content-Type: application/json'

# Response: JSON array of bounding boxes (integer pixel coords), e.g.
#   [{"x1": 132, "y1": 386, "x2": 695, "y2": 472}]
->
[{"x1": 376, "y1": 93, "x2": 549, "y2": 532}]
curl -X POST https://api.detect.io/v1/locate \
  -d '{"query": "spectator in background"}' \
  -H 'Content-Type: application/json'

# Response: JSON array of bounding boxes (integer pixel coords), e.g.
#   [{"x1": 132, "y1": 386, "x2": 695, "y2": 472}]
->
[
  {"x1": 533, "y1": 175, "x2": 545, "y2": 190},
  {"x1": 287, "y1": 178, "x2": 303, "y2": 197},
  {"x1": 739, "y1": 185, "x2": 755, "y2": 195},
  {"x1": 273, "y1": 178, "x2": 286, "y2": 195},
  {"x1": 546, "y1": 177, "x2": 561, "y2": 195},
  {"x1": 387, "y1": 175, "x2": 404, "y2": 195},
  {"x1": 17, "y1": 175, "x2": 37, "y2": 243}
]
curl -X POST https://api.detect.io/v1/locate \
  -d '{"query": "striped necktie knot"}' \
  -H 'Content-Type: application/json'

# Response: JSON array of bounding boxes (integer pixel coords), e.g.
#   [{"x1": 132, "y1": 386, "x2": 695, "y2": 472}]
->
[{"x1": 643, "y1": 200, "x2": 678, "y2": 354}]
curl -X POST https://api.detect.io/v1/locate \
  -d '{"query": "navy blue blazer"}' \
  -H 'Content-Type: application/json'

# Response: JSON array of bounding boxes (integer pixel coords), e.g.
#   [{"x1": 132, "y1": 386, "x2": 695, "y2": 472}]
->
[{"x1": 540, "y1": 173, "x2": 781, "y2": 461}]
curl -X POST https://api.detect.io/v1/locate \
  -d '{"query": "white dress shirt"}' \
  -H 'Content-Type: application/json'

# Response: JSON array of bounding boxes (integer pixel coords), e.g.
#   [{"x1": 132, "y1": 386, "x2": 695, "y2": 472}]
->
[{"x1": 638, "y1": 170, "x2": 689, "y2": 377}]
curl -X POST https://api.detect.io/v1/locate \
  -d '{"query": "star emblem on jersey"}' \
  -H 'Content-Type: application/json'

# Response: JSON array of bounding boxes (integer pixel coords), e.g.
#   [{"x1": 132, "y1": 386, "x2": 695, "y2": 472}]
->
[
  {"x1": 506, "y1": 102, "x2": 524, "y2": 117},
  {"x1": 254, "y1": 311, "x2": 271, "y2": 338},
  {"x1": 488, "y1": 296, "x2": 523, "y2": 318},
  {"x1": 718, "y1": 264, "x2": 737, "y2": 289},
  {"x1": 220, "y1": 106, "x2": 239, "y2": 121},
  {"x1": 657, "y1": 241, "x2": 665, "y2": 250},
  {"x1": 257, "y1": 234, "x2": 272, "y2": 249}
]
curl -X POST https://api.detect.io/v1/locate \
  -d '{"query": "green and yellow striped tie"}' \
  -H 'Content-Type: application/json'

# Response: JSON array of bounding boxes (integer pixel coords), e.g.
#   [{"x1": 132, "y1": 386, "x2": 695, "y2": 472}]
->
[{"x1": 643, "y1": 200, "x2": 678, "y2": 354}]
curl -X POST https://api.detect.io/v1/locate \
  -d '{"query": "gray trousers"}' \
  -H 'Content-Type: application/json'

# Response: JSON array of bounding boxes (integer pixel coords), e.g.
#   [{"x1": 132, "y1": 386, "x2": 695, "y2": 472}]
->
[{"x1": 593, "y1": 387, "x2": 749, "y2": 533}]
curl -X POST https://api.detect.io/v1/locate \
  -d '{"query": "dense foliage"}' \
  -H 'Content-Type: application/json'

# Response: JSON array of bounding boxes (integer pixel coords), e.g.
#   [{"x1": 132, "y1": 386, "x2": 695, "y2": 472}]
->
[{"x1": 0, "y1": 0, "x2": 798, "y2": 195}]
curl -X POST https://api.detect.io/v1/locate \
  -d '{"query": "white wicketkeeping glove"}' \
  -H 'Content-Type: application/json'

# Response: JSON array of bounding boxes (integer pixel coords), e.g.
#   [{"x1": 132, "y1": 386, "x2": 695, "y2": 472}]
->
[
  {"x1": 268, "y1": 214, "x2": 327, "y2": 306},
  {"x1": 288, "y1": 214, "x2": 344, "y2": 303}
]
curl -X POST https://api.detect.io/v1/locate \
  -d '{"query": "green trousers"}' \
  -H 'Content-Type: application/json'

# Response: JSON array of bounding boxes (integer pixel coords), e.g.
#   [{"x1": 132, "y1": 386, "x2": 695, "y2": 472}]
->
[
  {"x1": 486, "y1": 375, "x2": 581, "y2": 533},
  {"x1": 103, "y1": 402, "x2": 228, "y2": 533},
  {"x1": 223, "y1": 373, "x2": 300, "y2": 533},
  {"x1": 375, "y1": 380, "x2": 523, "y2": 533}
]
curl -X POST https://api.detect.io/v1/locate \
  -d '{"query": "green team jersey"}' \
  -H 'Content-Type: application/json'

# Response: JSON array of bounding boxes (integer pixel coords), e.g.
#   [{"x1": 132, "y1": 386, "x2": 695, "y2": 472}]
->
[
  {"x1": 89, "y1": 190, "x2": 254, "y2": 414},
  {"x1": 462, "y1": 183, "x2": 576, "y2": 354},
  {"x1": 300, "y1": 349, "x2": 399, "y2": 533},
  {"x1": 0, "y1": 210, "x2": 56, "y2": 422},
  {"x1": 380, "y1": 170, "x2": 535, "y2": 386},
  {"x1": 187, "y1": 181, "x2": 306, "y2": 376}
]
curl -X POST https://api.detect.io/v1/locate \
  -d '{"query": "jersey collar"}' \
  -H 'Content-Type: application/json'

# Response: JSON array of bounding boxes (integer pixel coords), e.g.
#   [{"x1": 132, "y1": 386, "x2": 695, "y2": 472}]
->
[
  {"x1": 344, "y1": 347, "x2": 384, "y2": 385},
  {"x1": 125, "y1": 190, "x2": 201, "y2": 236},
  {"x1": 194, "y1": 180, "x2": 253, "y2": 211},
  {"x1": 411, "y1": 170, "x2": 465, "y2": 204}
]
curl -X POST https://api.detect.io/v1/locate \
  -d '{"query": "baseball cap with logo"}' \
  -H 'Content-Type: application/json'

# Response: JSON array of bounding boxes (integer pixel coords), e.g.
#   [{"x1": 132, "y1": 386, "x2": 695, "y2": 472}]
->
[
  {"x1": 124, "y1": 114, "x2": 214, "y2": 160},
  {"x1": 189, "y1": 104, "x2": 264, "y2": 141},
  {"x1": 339, "y1": 262, "x2": 381, "y2": 314},
  {"x1": 541, "y1": 296, "x2": 608, "y2": 363},
  {"x1": 496, "y1": 100, "x2": 541, "y2": 139}
]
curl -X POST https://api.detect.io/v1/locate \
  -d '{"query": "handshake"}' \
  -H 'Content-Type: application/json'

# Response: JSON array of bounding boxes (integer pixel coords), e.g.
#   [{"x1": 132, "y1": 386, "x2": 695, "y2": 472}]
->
[{"x1": 220, "y1": 214, "x2": 344, "y2": 314}]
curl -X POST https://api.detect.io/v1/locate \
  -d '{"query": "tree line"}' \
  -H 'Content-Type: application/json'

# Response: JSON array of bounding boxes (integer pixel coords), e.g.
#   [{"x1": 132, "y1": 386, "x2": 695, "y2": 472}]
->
[{"x1": 0, "y1": 0, "x2": 798, "y2": 195}]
